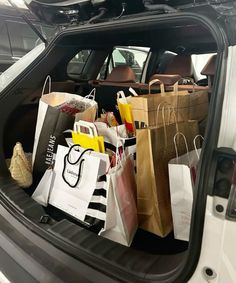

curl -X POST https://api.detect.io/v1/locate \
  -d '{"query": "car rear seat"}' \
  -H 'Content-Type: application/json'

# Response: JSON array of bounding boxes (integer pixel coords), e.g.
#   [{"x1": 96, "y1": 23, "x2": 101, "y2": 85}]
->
[
  {"x1": 200, "y1": 54, "x2": 216, "y2": 89},
  {"x1": 93, "y1": 64, "x2": 188, "y2": 118},
  {"x1": 93, "y1": 65, "x2": 176, "y2": 114},
  {"x1": 150, "y1": 54, "x2": 209, "y2": 92},
  {"x1": 149, "y1": 54, "x2": 193, "y2": 89},
  {"x1": 101, "y1": 65, "x2": 136, "y2": 85},
  {"x1": 161, "y1": 54, "x2": 193, "y2": 78},
  {"x1": 92, "y1": 66, "x2": 141, "y2": 116}
]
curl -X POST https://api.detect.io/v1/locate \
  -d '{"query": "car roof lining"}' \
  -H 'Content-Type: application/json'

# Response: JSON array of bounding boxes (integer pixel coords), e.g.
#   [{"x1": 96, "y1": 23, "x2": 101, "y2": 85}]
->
[{"x1": 56, "y1": 19, "x2": 217, "y2": 54}]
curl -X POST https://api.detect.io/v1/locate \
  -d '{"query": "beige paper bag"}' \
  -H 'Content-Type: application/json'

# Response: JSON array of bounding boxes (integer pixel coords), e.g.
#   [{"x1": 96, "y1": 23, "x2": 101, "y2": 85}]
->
[
  {"x1": 136, "y1": 120, "x2": 199, "y2": 237},
  {"x1": 130, "y1": 79, "x2": 208, "y2": 127}
]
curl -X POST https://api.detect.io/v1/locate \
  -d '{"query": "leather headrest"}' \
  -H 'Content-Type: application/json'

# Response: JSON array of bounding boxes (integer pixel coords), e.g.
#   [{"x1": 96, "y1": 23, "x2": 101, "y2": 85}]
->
[
  {"x1": 201, "y1": 54, "x2": 216, "y2": 76},
  {"x1": 164, "y1": 55, "x2": 193, "y2": 78},
  {"x1": 150, "y1": 74, "x2": 181, "y2": 85},
  {"x1": 106, "y1": 66, "x2": 136, "y2": 83}
]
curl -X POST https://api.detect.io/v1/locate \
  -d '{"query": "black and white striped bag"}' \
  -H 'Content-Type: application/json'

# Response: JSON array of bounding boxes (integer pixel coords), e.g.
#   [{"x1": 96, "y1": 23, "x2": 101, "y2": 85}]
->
[
  {"x1": 84, "y1": 179, "x2": 107, "y2": 234},
  {"x1": 83, "y1": 174, "x2": 116, "y2": 235}
]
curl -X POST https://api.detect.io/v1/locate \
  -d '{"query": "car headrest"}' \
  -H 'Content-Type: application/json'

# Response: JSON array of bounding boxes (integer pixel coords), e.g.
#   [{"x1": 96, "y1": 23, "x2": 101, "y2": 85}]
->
[
  {"x1": 105, "y1": 65, "x2": 136, "y2": 83},
  {"x1": 149, "y1": 74, "x2": 181, "y2": 85},
  {"x1": 164, "y1": 55, "x2": 193, "y2": 78},
  {"x1": 201, "y1": 54, "x2": 217, "y2": 76}
]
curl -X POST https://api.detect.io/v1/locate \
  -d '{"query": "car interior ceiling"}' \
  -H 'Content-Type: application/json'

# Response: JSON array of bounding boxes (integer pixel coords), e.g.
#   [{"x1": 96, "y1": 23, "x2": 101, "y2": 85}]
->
[{"x1": 1, "y1": 16, "x2": 219, "y2": 278}]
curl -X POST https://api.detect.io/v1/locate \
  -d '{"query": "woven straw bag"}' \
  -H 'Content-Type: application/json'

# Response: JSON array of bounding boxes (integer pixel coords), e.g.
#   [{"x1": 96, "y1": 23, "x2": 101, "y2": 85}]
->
[{"x1": 9, "y1": 143, "x2": 32, "y2": 188}]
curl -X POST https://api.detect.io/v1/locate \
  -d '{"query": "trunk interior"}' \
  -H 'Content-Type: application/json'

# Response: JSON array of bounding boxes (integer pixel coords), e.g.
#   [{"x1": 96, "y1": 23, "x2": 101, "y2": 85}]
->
[{"x1": 0, "y1": 13, "x2": 221, "y2": 282}]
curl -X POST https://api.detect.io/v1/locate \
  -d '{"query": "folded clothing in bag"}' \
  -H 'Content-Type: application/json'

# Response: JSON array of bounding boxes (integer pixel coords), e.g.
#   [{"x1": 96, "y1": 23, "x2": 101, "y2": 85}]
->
[{"x1": 57, "y1": 98, "x2": 92, "y2": 115}]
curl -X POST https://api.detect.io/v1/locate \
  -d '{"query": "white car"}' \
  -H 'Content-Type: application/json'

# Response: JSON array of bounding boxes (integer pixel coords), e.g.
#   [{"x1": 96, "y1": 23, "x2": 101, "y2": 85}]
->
[{"x1": 0, "y1": 1, "x2": 236, "y2": 282}]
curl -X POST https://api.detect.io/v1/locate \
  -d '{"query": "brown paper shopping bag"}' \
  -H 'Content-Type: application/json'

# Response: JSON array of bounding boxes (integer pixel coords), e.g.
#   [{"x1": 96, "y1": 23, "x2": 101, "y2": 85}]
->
[
  {"x1": 136, "y1": 118, "x2": 199, "y2": 237},
  {"x1": 130, "y1": 79, "x2": 208, "y2": 127}
]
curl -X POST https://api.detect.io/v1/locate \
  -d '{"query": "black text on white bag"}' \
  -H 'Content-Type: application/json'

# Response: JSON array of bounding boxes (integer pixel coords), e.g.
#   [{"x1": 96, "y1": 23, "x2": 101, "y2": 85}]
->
[{"x1": 49, "y1": 145, "x2": 101, "y2": 222}]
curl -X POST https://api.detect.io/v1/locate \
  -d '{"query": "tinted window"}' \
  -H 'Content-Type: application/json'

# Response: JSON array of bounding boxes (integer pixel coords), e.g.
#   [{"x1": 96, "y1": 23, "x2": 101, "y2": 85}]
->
[
  {"x1": 7, "y1": 21, "x2": 40, "y2": 57},
  {"x1": 67, "y1": 50, "x2": 91, "y2": 78},
  {"x1": 192, "y1": 53, "x2": 216, "y2": 81},
  {"x1": 99, "y1": 47, "x2": 149, "y2": 82},
  {"x1": 0, "y1": 21, "x2": 11, "y2": 56}
]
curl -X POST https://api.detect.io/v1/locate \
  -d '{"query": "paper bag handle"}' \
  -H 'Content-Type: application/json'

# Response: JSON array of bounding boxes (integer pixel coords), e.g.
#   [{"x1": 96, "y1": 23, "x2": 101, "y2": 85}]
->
[
  {"x1": 174, "y1": 132, "x2": 190, "y2": 165},
  {"x1": 172, "y1": 77, "x2": 196, "y2": 95},
  {"x1": 117, "y1": 90, "x2": 127, "y2": 100},
  {"x1": 74, "y1": 121, "x2": 98, "y2": 137},
  {"x1": 84, "y1": 88, "x2": 96, "y2": 100},
  {"x1": 193, "y1": 134, "x2": 204, "y2": 160},
  {"x1": 62, "y1": 145, "x2": 94, "y2": 188},
  {"x1": 148, "y1": 78, "x2": 165, "y2": 94},
  {"x1": 129, "y1": 87, "x2": 138, "y2": 96},
  {"x1": 156, "y1": 102, "x2": 179, "y2": 148},
  {"x1": 156, "y1": 101, "x2": 171, "y2": 126},
  {"x1": 42, "y1": 75, "x2": 51, "y2": 96}
]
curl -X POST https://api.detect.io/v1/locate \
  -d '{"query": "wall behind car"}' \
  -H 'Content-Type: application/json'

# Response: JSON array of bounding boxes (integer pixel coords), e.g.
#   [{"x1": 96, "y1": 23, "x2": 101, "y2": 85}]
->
[{"x1": 0, "y1": 5, "x2": 55, "y2": 73}]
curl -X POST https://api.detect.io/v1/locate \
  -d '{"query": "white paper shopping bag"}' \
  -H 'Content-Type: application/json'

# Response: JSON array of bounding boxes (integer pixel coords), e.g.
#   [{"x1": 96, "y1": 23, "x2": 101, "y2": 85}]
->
[
  {"x1": 168, "y1": 133, "x2": 202, "y2": 241},
  {"x1": 32, "y1": 167, "x2": 54, "y2": 206},
  {"x1": 65, "y1": 139, "x2": 110, "y2": 176},
  {"x1": 100, "y1": 156, "x2": 138, "y2": 246},
  {"x1": 49, "y1": 145, "x2": 101, "y2": 221}
]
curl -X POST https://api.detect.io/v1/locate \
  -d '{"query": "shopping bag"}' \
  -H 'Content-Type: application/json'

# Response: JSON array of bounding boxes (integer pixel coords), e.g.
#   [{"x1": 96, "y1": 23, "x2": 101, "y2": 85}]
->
[
  {"x1": 130, "y1": 78, "x2": 208, "y2": 127},
  {"x1": 117, "y1": 91, "x2": 137, "y2": 134},
  {"x1": 72, "y1": 121, "x2": 105, "y2": 153},
  {"x1": 32, "y1": 76, "x2": 97, "y2": 181},
  {"x1": 32, "y1": 167, "x2": 54, "y2": 206},
  {"x1": 74, "y1": 88, "x2": 97, "y2": 122},
  {"x1": 136, "y1": 116, "x2": 199, "y2": 237},
  {"x1": 83, "y1": 176, "x2": 113, "y2": 234},
  {"x1": 100, "y1": 154, "x2": 138, "y2": 246},
  {"x1": 94, "y1": 122, "x2": 136, "y2": 153},
  {"x1": 33, "y1": 106, "x2": 75, "y2": 184},
  {"x1": 65, "y1": 138, "x2": 109, "y2": 172},
  {"x1": 49, "y1": 145, "x2": 101, "y2": 221},
  {"x1": 95, "y1": 110, "x2": 119, "y2": 127},
  {"x1": 168, "y1": 133, "x2": 202, "y2": 241}
]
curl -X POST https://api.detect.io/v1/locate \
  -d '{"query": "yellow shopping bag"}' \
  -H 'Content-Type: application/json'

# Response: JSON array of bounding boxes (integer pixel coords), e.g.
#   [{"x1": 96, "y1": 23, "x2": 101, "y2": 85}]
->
[
  {"x1": 72, "y1": 121, "x2": 105, "y2": 153},
  {"x1": 117, "y1": 91, "x2": 136, "y2": 134}
]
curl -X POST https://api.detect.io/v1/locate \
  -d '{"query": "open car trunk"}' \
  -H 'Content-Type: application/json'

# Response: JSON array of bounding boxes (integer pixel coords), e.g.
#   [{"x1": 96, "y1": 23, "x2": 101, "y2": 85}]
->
[{"x1": 0, "y1": 9, "x2": 227, "y2": 283}]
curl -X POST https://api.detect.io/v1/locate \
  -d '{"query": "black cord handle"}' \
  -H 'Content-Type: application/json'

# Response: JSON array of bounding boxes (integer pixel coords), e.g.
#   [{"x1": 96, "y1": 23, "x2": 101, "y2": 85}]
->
[{"x1": 62, "y1": 145, "x2": 94, "y2": 188}]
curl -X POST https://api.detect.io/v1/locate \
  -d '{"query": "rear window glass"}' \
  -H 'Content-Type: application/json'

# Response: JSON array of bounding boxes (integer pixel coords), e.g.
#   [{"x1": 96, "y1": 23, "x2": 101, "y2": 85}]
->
[
  {"x1": 192, "y1": 53, "x2": 216, "y2": 81},
  {"x1": 67, "y1": 50, "x2": 91, "y2": 78},
  {"x1": 99, "y1": 46, "x2": 149, "y2": 82}
]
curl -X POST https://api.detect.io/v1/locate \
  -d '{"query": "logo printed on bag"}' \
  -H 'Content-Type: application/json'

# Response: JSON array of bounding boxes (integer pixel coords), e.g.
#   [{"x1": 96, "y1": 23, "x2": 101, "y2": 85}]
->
[
  {"x1": 68, "y1": 204, "x2": 77, "y2": 210},
  {"x1": 45, "y1": 135, "x2": 56, "y2": 165},
  {"x1": 67, "y1": 169, "x2": 78, "y2": 179}
]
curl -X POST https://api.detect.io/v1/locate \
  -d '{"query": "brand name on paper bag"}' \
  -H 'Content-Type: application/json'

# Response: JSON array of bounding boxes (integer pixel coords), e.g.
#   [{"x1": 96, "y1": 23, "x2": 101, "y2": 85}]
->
[
  {"x1": 67, "y1": 169, "x2": 78, "y2": 178},
  {"x1": 45, "y1": 135, "x2": 56, "y2": 165}
]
